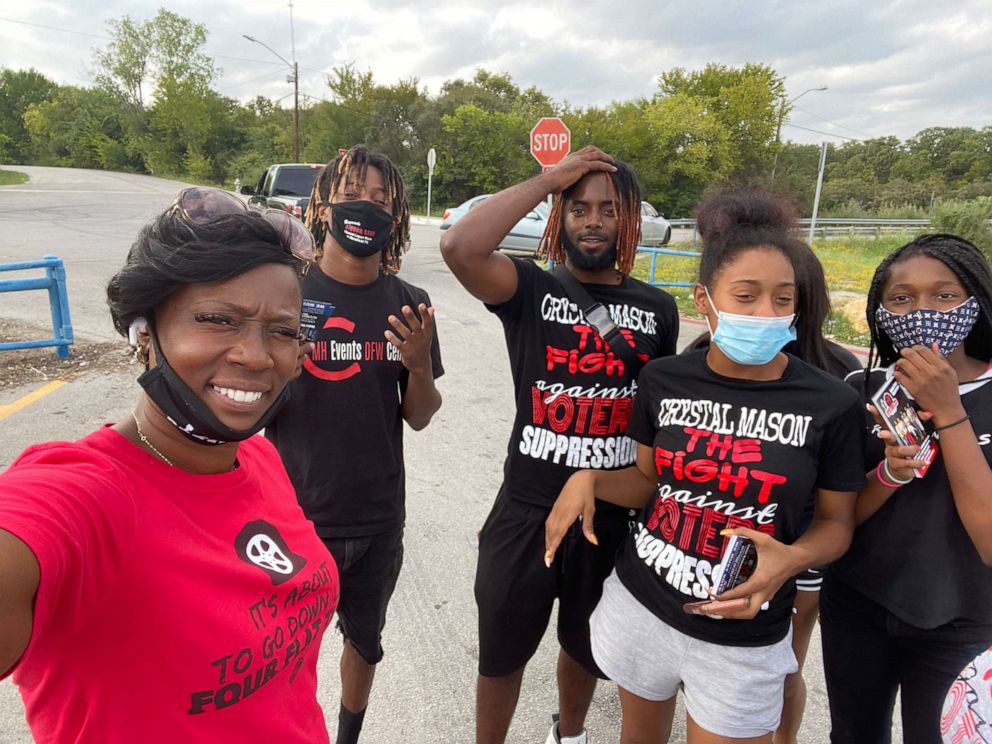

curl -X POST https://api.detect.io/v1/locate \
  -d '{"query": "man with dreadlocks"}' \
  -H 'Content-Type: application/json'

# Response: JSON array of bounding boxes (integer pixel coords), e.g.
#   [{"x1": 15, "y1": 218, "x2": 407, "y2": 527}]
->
[
  {"x1": 440, "y1": 145, "x2": 679, "y2": 744},
  {"x1": 265, "y1": 144, "x2": 443, "y2": 744}
]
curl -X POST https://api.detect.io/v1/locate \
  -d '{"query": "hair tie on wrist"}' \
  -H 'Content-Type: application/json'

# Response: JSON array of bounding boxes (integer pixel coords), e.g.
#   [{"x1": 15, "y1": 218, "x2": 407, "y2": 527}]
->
[
  {"x1": 876, "y1": 460, "x2": 912, "y2": 488},
  {"x1": 934, "y1": 414, "x2": 970, "y2": 433}
]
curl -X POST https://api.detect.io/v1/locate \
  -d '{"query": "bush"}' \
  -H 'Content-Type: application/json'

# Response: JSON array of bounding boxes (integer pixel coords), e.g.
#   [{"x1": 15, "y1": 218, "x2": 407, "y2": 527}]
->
[{"x1": 931, "y1": 198, "x2": 992, "y2": 257}]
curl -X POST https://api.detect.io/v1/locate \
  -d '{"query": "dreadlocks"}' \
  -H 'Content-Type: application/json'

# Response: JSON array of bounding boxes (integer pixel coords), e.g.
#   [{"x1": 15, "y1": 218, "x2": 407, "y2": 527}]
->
[
  {"x1": 304, "y1": 144, "x2": 411, "y2": 274},
  {"x1": 864, "y1": 233, "x2": 992, "y2": 379},
  {"x1": 539, "y1": 159, "x2": 642, "y2": 275}
]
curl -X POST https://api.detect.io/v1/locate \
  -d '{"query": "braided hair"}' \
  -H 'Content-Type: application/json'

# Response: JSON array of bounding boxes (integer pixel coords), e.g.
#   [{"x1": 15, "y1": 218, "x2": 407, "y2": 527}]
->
[
  {"x1": 304, "y1": 145, "x2": 411, "y2": 274},
  {"x1": 539, "y1": 159, "x2": 642, "y2": 275},
  {"x1": 864, "y1": 233, "x2": 992, "y2": 374}
]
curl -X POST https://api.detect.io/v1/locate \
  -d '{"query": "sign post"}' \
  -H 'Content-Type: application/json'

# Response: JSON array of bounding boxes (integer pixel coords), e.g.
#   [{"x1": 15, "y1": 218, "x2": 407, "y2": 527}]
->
[
  {"x1": 426, "y1": 147, "x2": 437, "y2": 217},
  {"x1": 530, "y1": 117, "x2": 571, "y2": 211}
]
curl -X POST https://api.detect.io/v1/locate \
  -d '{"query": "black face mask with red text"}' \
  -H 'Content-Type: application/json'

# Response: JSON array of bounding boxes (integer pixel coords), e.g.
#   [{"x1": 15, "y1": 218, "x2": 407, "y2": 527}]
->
[
  {"x1": 330, "y1": 201, "x2": 394, "y2": 258},
  {"x1": 138, "y1": 322, "x2": 290, "y2": 446}
]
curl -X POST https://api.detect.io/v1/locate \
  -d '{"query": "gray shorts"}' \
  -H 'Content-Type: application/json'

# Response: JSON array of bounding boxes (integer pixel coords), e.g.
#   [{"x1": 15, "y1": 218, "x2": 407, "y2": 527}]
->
[{"x1": 590, "y1": 571, "x2": 799, "y2": 739}]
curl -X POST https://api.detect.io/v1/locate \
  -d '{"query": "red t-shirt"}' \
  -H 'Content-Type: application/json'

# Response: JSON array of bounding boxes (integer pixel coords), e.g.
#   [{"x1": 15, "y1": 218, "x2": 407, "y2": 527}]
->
[{"x1": 0, "y1": 426, "x2": 338, "y2": 743}]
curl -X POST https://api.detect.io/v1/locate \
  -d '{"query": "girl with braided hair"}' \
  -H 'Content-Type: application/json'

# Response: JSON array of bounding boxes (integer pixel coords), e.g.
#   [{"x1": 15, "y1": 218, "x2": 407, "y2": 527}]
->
[{"x1": 822, "y1": 234, "x2": 992, "y2": 743}]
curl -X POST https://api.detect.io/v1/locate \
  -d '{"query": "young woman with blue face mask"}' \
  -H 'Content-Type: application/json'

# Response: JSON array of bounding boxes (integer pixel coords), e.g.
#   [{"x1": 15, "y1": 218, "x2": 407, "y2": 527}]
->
[
  {"x1": 821, "y1": 234, "x2": 992, "y2": 744},
  {"x1": 545, "y1": 188, "x2": 866, "y2": 743}
]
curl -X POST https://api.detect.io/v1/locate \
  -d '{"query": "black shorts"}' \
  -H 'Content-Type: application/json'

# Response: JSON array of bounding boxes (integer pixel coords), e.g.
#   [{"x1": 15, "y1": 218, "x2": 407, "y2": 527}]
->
[
  {"x1": 323, "y1": 526, "x2": 404, "y2": 665},
  {"x1": 475, "y1": 487, "x2": 634, "y2": 678}
]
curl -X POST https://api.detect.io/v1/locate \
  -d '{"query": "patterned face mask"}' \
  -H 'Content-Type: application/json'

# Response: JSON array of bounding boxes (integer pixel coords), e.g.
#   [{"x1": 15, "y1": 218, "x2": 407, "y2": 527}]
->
[{"x1": 875, "y1": 295, "x2": 981, "y2": 356}]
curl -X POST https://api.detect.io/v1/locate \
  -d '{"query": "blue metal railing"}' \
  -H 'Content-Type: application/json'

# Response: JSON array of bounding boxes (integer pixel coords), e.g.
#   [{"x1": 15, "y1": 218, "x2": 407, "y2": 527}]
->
[
  {"x1": 0, "y1": 255, "x2": 74, "y2": 358},
  {"x1": 639, "y1": 245, "x2": 701, "y2": 288}
]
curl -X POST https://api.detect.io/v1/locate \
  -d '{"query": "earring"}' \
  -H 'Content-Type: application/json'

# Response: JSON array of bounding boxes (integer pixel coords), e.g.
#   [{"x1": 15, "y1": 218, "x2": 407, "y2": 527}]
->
[{"x1": 131, "y1": 343, "x2": 149, "y2": 366}]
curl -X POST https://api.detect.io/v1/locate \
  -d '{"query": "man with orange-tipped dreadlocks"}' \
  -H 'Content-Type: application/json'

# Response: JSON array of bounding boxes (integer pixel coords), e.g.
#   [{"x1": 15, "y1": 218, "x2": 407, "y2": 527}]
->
[
  {"x1": 266, "y1": 145, "x2": 443, "y2": 744},
  {"x1": 441, "y1": 145, "x2": 678, "y2": 744}
]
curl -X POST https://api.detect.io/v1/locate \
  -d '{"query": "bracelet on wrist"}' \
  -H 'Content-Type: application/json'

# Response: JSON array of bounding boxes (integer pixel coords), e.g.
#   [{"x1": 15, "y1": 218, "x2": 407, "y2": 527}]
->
[
  {"x1": 934, "y1": 414, "x2": 970, "y2": 433},
  {"x1": 876, "y1": 460, "x2": 913, "y2": 488}
]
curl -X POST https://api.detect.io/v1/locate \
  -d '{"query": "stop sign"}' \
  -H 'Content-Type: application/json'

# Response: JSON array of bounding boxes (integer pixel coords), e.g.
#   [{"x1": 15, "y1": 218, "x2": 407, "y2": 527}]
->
[{"x1": 530, "y1": 117, "x2": 571, "y2": 168}]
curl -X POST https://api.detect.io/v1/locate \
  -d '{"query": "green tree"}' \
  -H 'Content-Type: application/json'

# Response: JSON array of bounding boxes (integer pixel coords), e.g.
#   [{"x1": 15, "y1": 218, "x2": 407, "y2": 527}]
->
[
  {"x1": 92, "y1": 16, "x2": 153, "y2": 111},
  {"x1": 437, "y1": 103, "x2": 532, "y2": 203},
  {"x1": 657, "y1": 63, "x2": 785, "y2": 174},
  {"x1": 23, "y1": 85, "x2": 136, "y2": 170},
  {"x1": 0, "y1": 68, "x2": 57, "y2": 162}
]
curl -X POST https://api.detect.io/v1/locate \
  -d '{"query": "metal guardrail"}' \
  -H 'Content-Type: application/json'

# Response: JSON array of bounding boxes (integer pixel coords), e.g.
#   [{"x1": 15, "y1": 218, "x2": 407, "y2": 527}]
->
[
  {"x1": 0, "y1": 255, "x2": 74, "y2": 358},
  {"x1": 668, "y1": 217, "x2": 935, "y2": 244}
]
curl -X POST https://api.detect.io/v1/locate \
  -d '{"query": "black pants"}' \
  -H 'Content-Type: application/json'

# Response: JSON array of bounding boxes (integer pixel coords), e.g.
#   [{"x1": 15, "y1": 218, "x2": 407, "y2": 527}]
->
[{"x1": 820, "y1": 571, "x2": 991, "y2": 744}]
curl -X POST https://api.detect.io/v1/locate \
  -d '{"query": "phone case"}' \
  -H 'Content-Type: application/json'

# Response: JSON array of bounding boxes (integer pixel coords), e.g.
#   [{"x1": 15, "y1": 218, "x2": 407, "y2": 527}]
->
[
  {"x1": 870, "y1": 377, "x2": 938, "y2": 477},
  {"x1": 711, "y1": 535, "x2": 757, "y2": 596}
]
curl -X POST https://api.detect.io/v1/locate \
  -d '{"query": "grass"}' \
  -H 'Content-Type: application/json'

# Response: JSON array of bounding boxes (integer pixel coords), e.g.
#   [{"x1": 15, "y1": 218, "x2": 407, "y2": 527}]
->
[
  {"x1": 0, "y1": 168, "x2": 28, "y2": 186},
  {"x1": 631, "y1": 234, "x2": 921, "y2": 347}
]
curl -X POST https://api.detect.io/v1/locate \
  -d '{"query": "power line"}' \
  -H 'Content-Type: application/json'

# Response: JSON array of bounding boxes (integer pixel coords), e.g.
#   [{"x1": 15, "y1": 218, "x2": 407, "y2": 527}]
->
[
  {"x1": 783, "y1": 122, "x2": 862, "y2": 142},
  {"x1": 0, "y1": 15, "x2": 108, "y2": 39},
  {"x1": 791, "y1": 105, "x2": 876, "y2": 138},
  {"x1": 218, "y1": 69, "x2": 290, "y2": 94}
]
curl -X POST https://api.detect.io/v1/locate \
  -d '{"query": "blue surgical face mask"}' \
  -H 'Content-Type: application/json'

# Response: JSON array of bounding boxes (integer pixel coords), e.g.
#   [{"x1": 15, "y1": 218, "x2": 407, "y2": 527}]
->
[{"x1": 705, "y1": 288, "x2": 797, "y2": 366}]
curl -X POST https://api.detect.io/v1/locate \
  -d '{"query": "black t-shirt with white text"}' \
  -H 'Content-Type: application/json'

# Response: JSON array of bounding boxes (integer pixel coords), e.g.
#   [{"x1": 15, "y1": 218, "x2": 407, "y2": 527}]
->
[
  {"x1": 615, "y1": 349, "x2": 866, "y2": 646},
  {"x1": 487, "y1": 258, "x2": 679, "y2": 507},
  {"x1": 833, "y1": 367, "x2": 992, "y2": 631},
  {"x1": 266, "y1": 266, "x2": 443, "y2": 538}
]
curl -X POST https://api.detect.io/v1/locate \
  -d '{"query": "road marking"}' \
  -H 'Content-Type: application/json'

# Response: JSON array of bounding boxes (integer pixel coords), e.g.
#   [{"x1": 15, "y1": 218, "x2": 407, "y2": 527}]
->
[
  {"x1": 0, "y1": 189, "x2": 149, "y2": 194},
  {"x1": 0, "y1": 380, "x2": 66, "y2": 421}
]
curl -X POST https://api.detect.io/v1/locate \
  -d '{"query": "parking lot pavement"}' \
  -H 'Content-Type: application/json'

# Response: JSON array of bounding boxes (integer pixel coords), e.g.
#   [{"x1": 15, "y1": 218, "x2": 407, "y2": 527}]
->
[{"x1": 1, "y1": 170, "x2": 896, "y2": 742}]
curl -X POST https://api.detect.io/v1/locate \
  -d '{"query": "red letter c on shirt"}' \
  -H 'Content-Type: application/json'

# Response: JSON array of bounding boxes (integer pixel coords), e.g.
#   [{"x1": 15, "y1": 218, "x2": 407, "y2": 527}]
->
[{"x1": 303, "y1": 316, "x2": 361, "y2": 381}]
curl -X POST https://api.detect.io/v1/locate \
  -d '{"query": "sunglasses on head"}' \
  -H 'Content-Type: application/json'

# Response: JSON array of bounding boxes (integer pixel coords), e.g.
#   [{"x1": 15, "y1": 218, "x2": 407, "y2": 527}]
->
[{"x1": 170, "y1": 187, "x2": 317, "y2": 262}]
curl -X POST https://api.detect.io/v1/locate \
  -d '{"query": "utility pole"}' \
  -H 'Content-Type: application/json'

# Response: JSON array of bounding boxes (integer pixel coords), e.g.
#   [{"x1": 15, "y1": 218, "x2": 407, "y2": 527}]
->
[{"x1": 293, "y1": 61, "x2": 300, "y2": 161}]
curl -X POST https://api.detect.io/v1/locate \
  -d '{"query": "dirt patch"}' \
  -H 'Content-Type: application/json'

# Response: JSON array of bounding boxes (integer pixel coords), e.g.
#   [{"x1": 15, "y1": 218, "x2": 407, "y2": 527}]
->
[{"x1": 0, "y1": 319, "x2": 134, "y2": 390}]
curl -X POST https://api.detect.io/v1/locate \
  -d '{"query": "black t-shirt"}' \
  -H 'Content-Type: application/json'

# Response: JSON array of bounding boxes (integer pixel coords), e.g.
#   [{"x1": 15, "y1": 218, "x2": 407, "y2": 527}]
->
[
  {"x1": 266, "y1": 266, "x2": 443, "y2": 538},
  {"x1": 487, "y1": 258, "x2": 679, "y2": 507},
  {"x1": 833, "y1": 367, "x2": 992, "y2": 630},
  {"x1": 615, "y1": 349, "x2": 866, "y2": 646}
]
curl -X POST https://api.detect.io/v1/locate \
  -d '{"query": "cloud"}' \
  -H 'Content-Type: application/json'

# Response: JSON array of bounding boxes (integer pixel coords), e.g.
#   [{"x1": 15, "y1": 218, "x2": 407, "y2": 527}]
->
[{"x1": 1, "y1": 0, "x2": 988, "y2": 145}]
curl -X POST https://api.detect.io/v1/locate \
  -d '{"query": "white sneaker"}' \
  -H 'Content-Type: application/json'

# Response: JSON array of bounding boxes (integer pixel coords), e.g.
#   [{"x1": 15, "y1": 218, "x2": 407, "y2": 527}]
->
[{"x1": 545, "y1": 715, "x2": 588, "y2": 744}]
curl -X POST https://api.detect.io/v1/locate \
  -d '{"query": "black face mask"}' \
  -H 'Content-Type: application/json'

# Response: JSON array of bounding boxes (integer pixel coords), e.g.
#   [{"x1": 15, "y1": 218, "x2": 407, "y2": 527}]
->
[
  {"x1": 137, "y1": 323, "x2": 291, "y2": 446},
  {"x1": 329, "y1": 200, "x2": 394, "y2": 258}
]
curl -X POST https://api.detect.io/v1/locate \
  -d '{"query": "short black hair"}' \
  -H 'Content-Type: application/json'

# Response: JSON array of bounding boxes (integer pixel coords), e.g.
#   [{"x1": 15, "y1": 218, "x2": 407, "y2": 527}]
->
[
  {"x1": 106, "y1": 211, "x2": 300, "y2": 338},
  {"x1": 865, "y1": 233, "x2": 992, "y2": 371}
]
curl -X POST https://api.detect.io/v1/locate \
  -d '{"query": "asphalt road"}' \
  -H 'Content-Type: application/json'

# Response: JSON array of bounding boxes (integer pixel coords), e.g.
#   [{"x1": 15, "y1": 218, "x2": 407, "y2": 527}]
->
[{"x1": 0, "y1": 167, "x2": 885, "y2": 743}]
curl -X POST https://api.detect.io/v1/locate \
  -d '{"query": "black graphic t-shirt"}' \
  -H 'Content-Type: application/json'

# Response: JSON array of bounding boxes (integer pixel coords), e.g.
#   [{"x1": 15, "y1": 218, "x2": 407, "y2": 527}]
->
[
  {"x1": 488, "y1": 258, "x2": 679, "y2": 507},
  {"x1": 833, "y1": 367, "x2": 992, "y2": 631},
  {"x1": 615, "y1": 349, "x2": 866, "y2": 646},
  {"x1": 266, "y1": 266, "x2": 443, "y2": 538}
]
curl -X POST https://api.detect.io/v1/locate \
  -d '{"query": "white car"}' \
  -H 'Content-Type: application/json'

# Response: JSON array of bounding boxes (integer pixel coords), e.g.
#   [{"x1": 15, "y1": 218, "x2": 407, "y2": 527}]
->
[
  {"x1": 640, "y1": 201, "x2": 672, "y2": 246},
  {"x1": 440, "y1": 195, "x2": 549, "y2": 253}
]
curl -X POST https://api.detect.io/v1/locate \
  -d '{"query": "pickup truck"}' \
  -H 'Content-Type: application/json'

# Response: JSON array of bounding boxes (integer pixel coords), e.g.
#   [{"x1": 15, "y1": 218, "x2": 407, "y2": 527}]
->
[{"x1": 240, "y1": 163, "x2": 323, "y2": 219}]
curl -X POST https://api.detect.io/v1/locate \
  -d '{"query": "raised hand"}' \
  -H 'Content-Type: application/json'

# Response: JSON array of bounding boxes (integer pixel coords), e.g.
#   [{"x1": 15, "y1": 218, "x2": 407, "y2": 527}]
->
[{"x1": 385, "y1": 303, "x2": 435, "y2": 375}]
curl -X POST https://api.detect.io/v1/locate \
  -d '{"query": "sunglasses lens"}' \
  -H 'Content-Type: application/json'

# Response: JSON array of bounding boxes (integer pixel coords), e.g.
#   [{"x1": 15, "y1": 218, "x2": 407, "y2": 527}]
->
[
  {"x1": 263, "y1": 209, "x2": 317, "y2": 261},
  {"x1": 179, "y1": 188, "x2": 246, "y2": 224}
]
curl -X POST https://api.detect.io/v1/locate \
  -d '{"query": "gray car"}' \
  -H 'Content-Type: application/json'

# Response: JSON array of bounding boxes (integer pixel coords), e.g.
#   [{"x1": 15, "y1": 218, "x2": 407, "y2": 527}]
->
[
  {"x1": 439, "y1": 195, "x2": 672, "y2": 253},
  {"x1": 440, "y1": 195, "x2": 549, "y2": 254},
  {"x1": 640, "y1": 201, "x2": 672, "y2": 246}
]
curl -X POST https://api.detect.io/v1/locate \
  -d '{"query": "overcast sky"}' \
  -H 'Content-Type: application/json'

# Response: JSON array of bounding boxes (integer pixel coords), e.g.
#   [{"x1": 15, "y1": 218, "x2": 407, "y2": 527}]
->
[{"x1": 2, "y1": 0, "x2": 989, "y2": 145}]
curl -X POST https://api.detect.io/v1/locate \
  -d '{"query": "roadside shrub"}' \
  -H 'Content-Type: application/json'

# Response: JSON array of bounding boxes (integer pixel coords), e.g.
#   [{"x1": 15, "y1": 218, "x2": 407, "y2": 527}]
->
[{"x1": 931, "y1": 198, "x2": 992, "y2": 257}]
